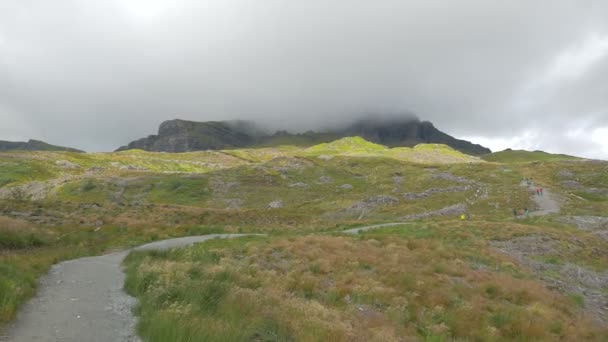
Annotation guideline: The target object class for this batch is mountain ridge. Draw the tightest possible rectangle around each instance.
[0,139,83,153]
[117,118,491,155]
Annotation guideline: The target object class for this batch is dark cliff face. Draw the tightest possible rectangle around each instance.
[0,139,83,153]
[117,120,256,152]
[117,118,491,155]
[341,119,490,155]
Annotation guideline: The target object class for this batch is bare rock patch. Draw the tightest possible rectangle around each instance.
[491,235,608,324]
[400,203,466,220]
[404,186,471,200]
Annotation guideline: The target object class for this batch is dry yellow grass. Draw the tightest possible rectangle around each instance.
[125,230,607,341]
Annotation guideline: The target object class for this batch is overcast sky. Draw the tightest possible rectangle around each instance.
[1,1,608,158]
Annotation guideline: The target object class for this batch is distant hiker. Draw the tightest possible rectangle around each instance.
[525,208,529,216]
[540,188,544,196]
[512,208,517,217]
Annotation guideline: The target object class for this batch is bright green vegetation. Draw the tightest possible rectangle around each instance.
[1,137,607,339]
[306,136,388,154]
[304,137,480,164]
[0,157,58,187]
[482,149,581,163]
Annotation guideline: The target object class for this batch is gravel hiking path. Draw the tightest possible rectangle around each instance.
[1,234,257,342]
[521,181,560,216]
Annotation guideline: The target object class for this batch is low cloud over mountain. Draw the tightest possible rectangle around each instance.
[1,1,607,158]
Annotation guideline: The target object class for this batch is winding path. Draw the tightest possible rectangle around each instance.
[3,189,553,342]
[1,234,256,342]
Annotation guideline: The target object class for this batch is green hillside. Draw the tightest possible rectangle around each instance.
[482,149,581,163]
[1,137,607,340]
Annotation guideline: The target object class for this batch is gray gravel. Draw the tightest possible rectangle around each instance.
[1,234,256,342]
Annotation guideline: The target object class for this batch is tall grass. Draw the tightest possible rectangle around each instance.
[123,231,607,341]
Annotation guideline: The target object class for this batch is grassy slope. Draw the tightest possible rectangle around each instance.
[1,138,607,340]
[482,149,581,163]
[125,222,606,341]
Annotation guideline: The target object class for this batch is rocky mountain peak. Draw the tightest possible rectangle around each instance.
[117,117,491,155]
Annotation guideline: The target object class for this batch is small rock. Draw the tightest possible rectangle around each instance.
[268,200,284,209]
[339,184,354,190]
[55,160,80,169]
[224,198,244,209]
[317,176,334,184]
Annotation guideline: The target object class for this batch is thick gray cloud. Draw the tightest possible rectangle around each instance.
[1,0,607,158]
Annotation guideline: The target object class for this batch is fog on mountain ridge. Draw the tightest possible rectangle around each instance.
[0,1,607,158]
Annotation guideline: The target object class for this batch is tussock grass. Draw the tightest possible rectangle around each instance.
[124,225,607,341]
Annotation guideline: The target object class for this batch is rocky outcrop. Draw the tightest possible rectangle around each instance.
[0,139,83,153]
[116,120,256,152]
[341,118,490,155]
[117,117,491,155]
[401,203,467,220]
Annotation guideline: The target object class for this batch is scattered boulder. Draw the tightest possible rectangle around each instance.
[367,195,399,205]
[268,200,284,209]
[560,180,608,197]
[404,186,471,200]
[224,198,244,209]
[346,195,400,215]
[561,180,581,188]
[431,172,475,184]
[86,166,105,174]
[491,235,608,324]
[558,216,608,240]
[339,184,354,190]
[491,234,557,257]
[584,187,608,196]
[210,179,239,194]
[288,182,308,188]
[317,176,334,184]
[55,160,80,169]
[557,170,575,178]
[121,165,148,171]
[268,157,314,173]
[401,203,467,220]
[110,162,148,171]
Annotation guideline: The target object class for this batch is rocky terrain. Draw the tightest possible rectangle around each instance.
[117,117,491,155]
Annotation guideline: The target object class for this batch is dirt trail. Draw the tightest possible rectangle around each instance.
[1,234,256,342]
[521,181,560,216]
